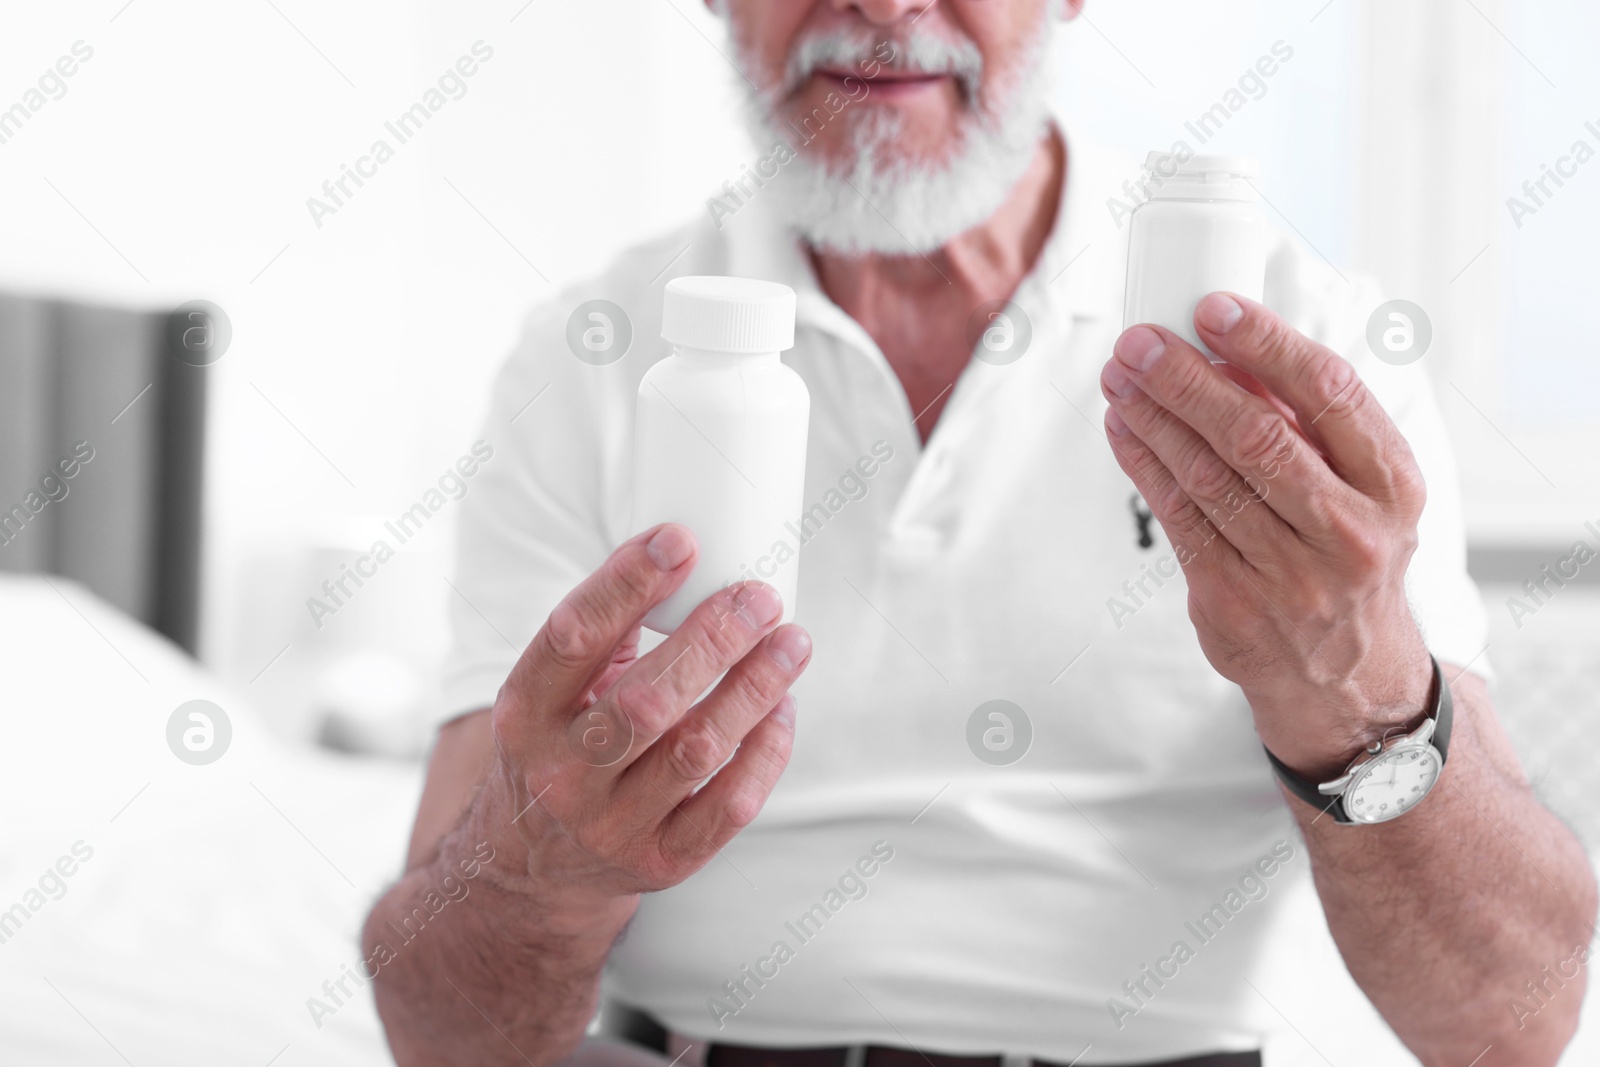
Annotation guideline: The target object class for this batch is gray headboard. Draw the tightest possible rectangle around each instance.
[0,292,206,654]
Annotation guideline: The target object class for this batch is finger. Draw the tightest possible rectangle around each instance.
[656,695,797,870]
[1218,364,1307,437]
[1108,325,1341,534]
[582,629,643,708]
[1102,354,1290,556]
[584,579,787,774]
[1218,366,1335,467]
[1103,404,1244,574]
[499,524,696,741]
[619,623,812,816]
[1192,293,1410,499]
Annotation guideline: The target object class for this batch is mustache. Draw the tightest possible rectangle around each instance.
[779,27,983,99]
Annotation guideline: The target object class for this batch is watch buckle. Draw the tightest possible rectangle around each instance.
[1409,715,1438,746]
[1317,772,1354,796]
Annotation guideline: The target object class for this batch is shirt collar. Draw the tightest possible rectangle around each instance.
[719,108,1134,348]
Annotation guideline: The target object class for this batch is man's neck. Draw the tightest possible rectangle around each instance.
[805,125,1066,445]
[808,124,1066,326]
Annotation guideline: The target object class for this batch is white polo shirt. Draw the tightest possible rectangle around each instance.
[437,127,1490,1062]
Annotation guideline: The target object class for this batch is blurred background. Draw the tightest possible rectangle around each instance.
[1,0,1596,1063]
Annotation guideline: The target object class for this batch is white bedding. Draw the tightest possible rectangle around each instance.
[1,575,1595,1065]
[0,576,421,1065]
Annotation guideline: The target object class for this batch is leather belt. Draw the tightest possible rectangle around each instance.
[608,1007,1260,1067]
[700,1047,1259,1067]
[700,1043,1260,1067]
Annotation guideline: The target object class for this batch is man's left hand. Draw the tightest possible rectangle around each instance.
[1100,292,1434,780]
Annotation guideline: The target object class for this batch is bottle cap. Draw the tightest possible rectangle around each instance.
[1142,152,1260,202]
[662,276,796,354]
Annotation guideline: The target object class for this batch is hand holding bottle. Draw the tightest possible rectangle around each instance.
[483,523,813,906]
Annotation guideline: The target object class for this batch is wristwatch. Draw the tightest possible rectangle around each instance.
[1263,655,1452,825]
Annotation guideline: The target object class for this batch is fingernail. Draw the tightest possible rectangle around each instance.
[646,525,694,571]
[1106,406,1130,436]
[772,694,797,727]
[1196,293,1244,335]
[735,582,783,629]
[766,626,811,672]
[1115,326,1165,372]
[1102,360,1137,398]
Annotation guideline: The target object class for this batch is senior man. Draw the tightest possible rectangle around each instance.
[365,1,1596,1065]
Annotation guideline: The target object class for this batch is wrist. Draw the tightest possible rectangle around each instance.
[470,852,640,943]
[1251,635,1435,781]
[465,759,641,937]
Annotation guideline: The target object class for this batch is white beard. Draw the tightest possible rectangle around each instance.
[728,17,1057,257]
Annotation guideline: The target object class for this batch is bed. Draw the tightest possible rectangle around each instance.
[0,574,420,1065]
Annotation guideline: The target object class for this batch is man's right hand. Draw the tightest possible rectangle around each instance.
[486,521,812,905]
[367,523,811,1066]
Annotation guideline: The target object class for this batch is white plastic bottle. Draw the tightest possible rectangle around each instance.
[1123,152,1267,361]
[631,276,811,634]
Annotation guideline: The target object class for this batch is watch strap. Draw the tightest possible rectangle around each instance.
[1263,655,1450,825]
[1263,744,1350,822]
[1431,656,1453,760]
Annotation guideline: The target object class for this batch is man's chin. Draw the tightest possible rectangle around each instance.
[776,110,963,176]
[801,140,955,180]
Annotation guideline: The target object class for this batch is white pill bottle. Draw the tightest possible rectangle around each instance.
[1123,152,1267,360]
[631,276,811,634]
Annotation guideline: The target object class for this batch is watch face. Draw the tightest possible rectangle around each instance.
[1345,744,1442,824]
